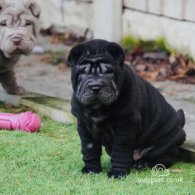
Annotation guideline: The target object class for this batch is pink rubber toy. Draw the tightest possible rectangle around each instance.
[0,111,41,132]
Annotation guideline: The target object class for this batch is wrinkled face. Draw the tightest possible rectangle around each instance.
[0,0,41,58]
[74,60,119,106]
[68,40,125,107]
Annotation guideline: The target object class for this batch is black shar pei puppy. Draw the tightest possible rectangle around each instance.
[68,39,186,178]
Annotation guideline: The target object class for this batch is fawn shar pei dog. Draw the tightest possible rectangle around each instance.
[68,39,186,178]
[0,0,41,94]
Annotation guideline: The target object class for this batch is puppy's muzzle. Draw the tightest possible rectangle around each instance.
[88,82,104,94]
[11,35,23,46]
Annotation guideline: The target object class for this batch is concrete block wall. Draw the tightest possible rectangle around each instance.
[36,0,93,30]
[123,0,195,57]
[185,0,195,21]
[123,10,195,57]
[147,0,163,15]
[93,0,122,42]
[36,0,195,57]
[124,0,195,22]
[163,0,184,19]
[124,0,147,12]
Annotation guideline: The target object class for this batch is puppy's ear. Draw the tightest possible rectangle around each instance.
[28,1,41,18]
[0,0,9,12]
[107,42,125,66]
[68,44,85,66]
[0,1,2,11]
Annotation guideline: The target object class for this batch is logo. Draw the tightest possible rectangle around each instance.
[136,164,183,184]
[151,164,170,177]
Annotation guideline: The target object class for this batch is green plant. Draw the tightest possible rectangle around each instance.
[121,35,175,53]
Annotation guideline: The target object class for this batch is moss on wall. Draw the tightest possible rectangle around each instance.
[121,35,175,53]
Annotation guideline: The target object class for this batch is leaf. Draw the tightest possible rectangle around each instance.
[137,70,159,81]
[169,169,183,173]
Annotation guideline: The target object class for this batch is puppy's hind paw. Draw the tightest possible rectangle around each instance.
[81,166,102,174]
[133,160,152,170]
[107,169,129,179]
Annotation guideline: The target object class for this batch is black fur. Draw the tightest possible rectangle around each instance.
[68,39,186,179]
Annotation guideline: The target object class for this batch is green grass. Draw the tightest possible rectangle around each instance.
[0,105,194,195]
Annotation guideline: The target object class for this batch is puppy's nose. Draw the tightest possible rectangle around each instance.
[91,86,101,93]
[12,36,22,45]
[89,84,102,94]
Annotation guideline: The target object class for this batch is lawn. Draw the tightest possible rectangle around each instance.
[0,105,194,195]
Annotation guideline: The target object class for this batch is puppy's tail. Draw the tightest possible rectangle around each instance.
[177,109,185,128]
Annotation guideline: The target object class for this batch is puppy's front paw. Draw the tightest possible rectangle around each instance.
[8,86,26,95]
[81,166,102,174]
[107,169,129,179]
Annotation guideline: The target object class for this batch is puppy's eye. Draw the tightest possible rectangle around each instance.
[79,73,85,78]
[100,63,113,74]
[78,72,87,81]
[0,21,7,26]
[25,20,33,26]
[77,68,86,79]
[79,68,86,74]
[106,67,113,74]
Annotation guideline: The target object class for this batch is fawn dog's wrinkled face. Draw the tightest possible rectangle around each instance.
[0,0,41,58]
[68,39,125,107]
